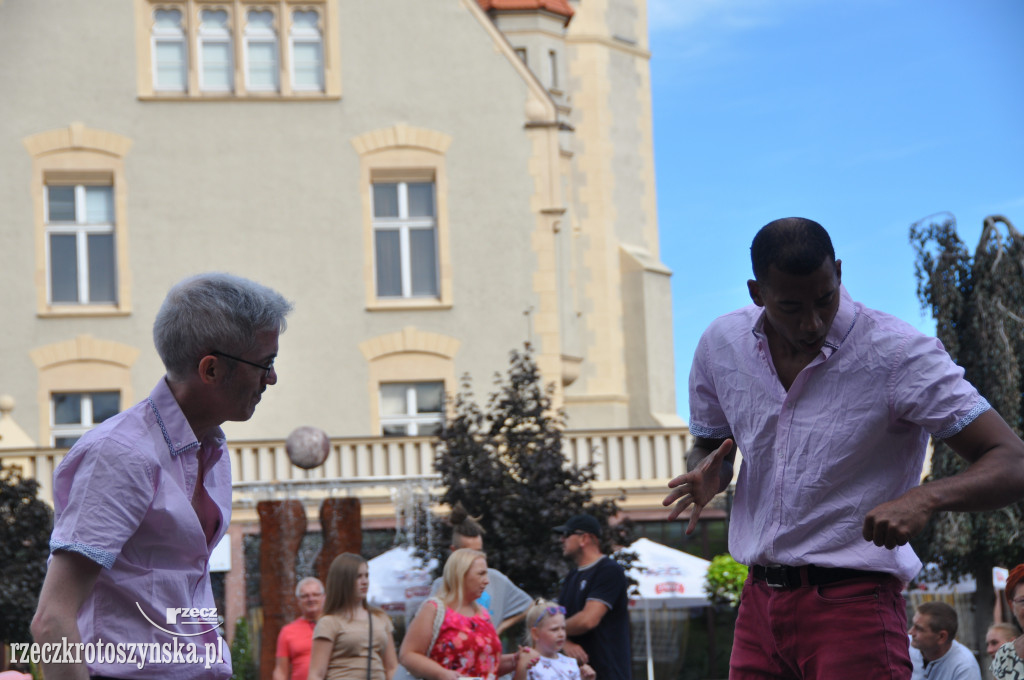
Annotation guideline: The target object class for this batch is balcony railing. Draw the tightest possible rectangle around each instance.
[0,427,693,508]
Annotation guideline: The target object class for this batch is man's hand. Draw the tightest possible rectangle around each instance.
[271,655,291,680]
[663,438,734,534]
[862,486,933,549]
[863,409,1024,549]
[562,640,588,664]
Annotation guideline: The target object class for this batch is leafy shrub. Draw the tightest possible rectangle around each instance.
[230,617,257,680]
[704,554,747,608]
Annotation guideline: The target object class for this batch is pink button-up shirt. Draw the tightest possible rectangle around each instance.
[50,378,232,679]
[689,287,989,582]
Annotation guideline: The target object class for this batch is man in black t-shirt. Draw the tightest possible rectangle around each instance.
[555,514,632,680]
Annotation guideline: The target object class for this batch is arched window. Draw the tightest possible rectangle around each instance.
[289,9,324,92]
[245,9,278,92]
[359,328,459,436]
[30,335,140,447]
[198,8,233,92]
[25,123,133,316]
[152,7,187,91]
[351,124,454,310]
[135,0,339,98]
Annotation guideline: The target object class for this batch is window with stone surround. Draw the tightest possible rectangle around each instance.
[136,0,339,99]
[51,391,121,448]
[379,382,444,437]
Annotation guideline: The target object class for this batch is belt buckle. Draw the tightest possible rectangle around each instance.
[763,565,791,589]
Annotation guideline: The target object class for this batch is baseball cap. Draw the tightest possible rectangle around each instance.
[553,514,602,537]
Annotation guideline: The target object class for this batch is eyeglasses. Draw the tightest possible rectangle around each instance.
[211,350,275,378]
[532,605,566,627]
[1012,598,1024,606]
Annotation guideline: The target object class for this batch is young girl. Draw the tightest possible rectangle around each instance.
[524,599,595,680]
[308,553,398,680]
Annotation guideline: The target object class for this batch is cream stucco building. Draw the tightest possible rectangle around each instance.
[0,0,704,633]
[1,0,679,445]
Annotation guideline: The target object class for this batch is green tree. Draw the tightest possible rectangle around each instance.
[421,345,633,599]
[909,214,1024,607]
[0,466,53,647]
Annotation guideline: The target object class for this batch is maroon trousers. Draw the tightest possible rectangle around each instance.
[730,572,912,680]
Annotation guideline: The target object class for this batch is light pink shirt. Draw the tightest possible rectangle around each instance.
[689,287,989,582]
[50,378,232,679]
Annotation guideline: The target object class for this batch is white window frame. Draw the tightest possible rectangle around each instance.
[289,9,324,92]
[379,382,444,437]
[50,391,121,447]
[244,9,279,92]
[371,180,439,299]
[151,7,188,92]
[44,184,117,305]
[198,7,234,92]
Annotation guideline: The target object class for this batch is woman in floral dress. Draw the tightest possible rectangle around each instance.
[399,549,535,680]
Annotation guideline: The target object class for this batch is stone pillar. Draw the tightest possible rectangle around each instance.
[257,500,306,680]
[223,523,246,643]
[314,498,362,582]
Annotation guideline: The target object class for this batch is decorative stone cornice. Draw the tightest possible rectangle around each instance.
[23,122,133,158]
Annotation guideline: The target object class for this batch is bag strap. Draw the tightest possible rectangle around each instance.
[426,597,445,655]
[367,609,374,680]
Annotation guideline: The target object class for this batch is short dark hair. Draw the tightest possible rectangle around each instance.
[750,217,836,282]
[917,601,958,637]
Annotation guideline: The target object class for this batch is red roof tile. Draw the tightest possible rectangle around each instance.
[477,0,574,21]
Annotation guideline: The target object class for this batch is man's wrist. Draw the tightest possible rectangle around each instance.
[908,482,941,516]
[718,461,734,491]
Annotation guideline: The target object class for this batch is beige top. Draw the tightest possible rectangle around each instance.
[313,610,394,680]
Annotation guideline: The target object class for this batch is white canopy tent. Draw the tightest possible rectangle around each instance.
[623,538,712,680]
[366,546,437,614]
[627,538,712,608]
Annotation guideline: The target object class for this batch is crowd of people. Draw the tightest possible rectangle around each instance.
[273,507,627,680]
[904,564,1024,680]
[275,528,1024,680]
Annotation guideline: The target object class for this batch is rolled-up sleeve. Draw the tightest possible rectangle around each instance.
[890,334,990,439]
[50,439,155,569]
[689,332,733,440]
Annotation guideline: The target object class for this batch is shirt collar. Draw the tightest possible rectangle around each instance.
[750,284,859,360]
[822,285,858,356]
[147,377,202,457]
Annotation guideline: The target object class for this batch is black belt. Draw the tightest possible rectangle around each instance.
[752,564,881,589]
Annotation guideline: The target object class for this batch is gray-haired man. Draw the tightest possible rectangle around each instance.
[273,577,326,680]
[32,273,292,680]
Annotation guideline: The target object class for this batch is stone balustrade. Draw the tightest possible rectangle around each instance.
[0,427,693,510]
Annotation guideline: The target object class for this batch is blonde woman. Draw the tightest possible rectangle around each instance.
[308,554,398,680]
[399,549,536,680]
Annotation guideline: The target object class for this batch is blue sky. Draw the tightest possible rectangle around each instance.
[648,0,1024,420]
